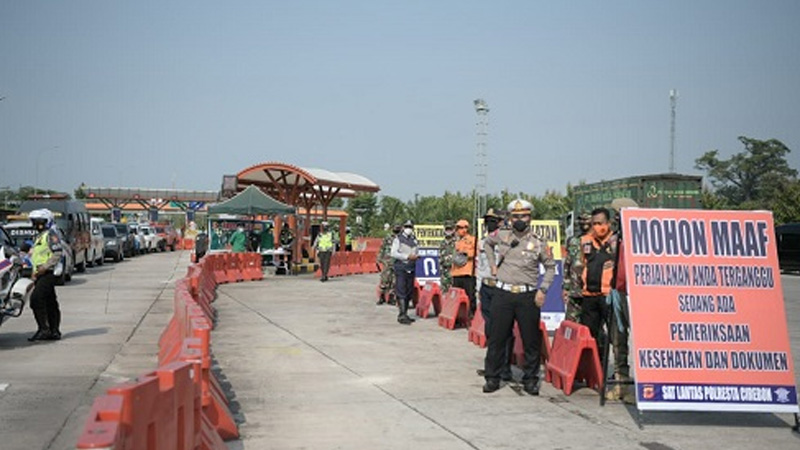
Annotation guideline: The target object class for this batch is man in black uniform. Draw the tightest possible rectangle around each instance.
[482,199,556,395]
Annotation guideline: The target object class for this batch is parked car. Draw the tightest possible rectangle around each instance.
[137,224,158,253]
[88,218,105,267]
[112,223,136,258]
[154,223,179,251]
[101,224,124,262]
[3,221,75,284]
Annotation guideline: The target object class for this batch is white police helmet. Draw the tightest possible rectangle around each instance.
[29,209,55,228]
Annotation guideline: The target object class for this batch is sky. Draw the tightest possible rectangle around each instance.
[1,1,799,202]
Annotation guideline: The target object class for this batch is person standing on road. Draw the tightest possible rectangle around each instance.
[377,224,401,304]
[391,220,419,325]
[476,208,513,381]
[482,199,556,395]
[229,223,248,253]
[452,219,477,316]
[438,221,456,293]
[562,213,591,321]
[579,207,618,343]
[313,221,335,282]
[28,209,64,341]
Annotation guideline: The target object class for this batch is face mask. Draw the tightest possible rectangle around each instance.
[486,220,499,233]
[512,220,528,232]
[593,223,610,238]
[403,228,413,236]
[237,227,244,232]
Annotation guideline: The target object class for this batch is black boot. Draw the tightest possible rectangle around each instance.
[47,308,61,340]
[28,309,51,341]
[397,299,412,325]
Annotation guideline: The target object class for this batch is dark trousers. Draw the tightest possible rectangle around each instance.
[318,251,332,279]
[480,283,512,379]
[485,289,541,383]
[580,295,607,342]
[453,275,476,314]
[395,267,416,314]
[30,272,60,333]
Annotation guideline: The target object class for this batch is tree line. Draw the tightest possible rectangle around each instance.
[346,136,800,237]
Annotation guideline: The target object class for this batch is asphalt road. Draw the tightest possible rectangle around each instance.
[0,252,798,450]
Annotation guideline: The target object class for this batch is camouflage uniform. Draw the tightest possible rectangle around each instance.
[562,214,590,321]
[438,232,456,292]
[378,232,396,292]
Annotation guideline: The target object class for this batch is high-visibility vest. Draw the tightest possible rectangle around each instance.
[580,233,617,296]
[32,231,53,272]
[317,232,334,251]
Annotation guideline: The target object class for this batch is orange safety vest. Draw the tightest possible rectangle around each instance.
[580,233,617,297]
[451,234,476,277]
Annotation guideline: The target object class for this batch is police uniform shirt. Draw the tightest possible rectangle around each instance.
[483,228,556,291]
[32,228,64,272]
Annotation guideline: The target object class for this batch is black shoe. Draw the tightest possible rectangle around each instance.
[28,330,51,342]
[397,315,412,325]
[523,381,540,396]
[501,372,513,382]
[483,381,501,393]
[376,299,386,305]
[47,330,62,341]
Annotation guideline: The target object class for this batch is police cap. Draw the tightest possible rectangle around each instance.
[507,199,533,214]
[444,220,455,230]
[403,220,414,227]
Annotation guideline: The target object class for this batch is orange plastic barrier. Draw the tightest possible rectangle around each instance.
[212,254,227,284]
[437,287,470,330]
[545,320,603,395]
[225,253,243,283]
[467,307,487,347]
[328,252,344,278]
[347,252,361,275]
[360,251,377,274]
[76,395,124,449]
[510,320,551,367]
[240,253,263,281]
[415,282,442,319]
[183,237,195,250]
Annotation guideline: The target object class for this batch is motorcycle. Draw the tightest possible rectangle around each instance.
[0,246,34,327]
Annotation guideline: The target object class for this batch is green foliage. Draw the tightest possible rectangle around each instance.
[695,136,799,224]
[345,193,378,237]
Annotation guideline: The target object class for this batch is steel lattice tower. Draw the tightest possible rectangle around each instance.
[669,89,678,173]
[474,99,489,227]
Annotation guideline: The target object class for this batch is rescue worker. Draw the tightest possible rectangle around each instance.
[438,221,456,293]
[482,199,556,395]
[313,221,335,282]
[229,223,248,253]
[451,219,477,316]
[562,213,591,321]
[377,224,401,305]
[28,209,64,341]
[391,220,419,325]
[579,207,618,343]
[477,208,513,381]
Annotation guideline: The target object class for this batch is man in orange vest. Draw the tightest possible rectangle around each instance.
[579,207,618,342]
[451,219,477,316]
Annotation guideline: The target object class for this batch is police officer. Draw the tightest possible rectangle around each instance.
[438,221,456,293]
[477,208,513,381]
[377,223,401,304]
[28,209,64,341]
[391,220,419,325]
[313,221,335,282]
[562,213,591,321]
[482,199,556,395]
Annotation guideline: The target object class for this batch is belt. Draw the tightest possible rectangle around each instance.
[495,280,536,293]
[482,278,497,287]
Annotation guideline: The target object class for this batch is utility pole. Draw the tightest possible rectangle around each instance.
[474,99,489,228]
[669,89,678,173]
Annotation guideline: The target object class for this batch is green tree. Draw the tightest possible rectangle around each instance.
[376,195,406,231]
[695,137,797,209]
[346,193,378,237]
